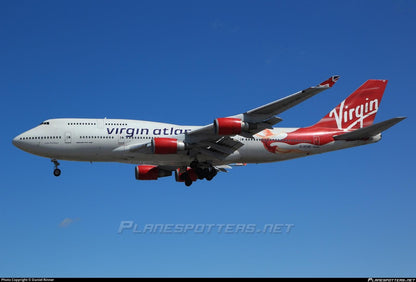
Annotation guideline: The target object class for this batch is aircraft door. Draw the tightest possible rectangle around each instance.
[65,132,72,144]
[97,119,104,129]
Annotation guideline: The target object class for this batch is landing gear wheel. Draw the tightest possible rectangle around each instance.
[201,168,210,179]
[206,168,217,181]
[53,168,61,177]
[51,159,61,177]
[184,176,193,187]
[195,167,205,180]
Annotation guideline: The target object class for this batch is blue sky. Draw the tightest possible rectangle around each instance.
[1,0,415,277]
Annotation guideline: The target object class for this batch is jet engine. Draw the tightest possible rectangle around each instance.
[135,165,172,180]
[214,118,250,135]
[152,137,186,154]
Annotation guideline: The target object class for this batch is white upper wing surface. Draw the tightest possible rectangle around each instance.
[186,75,340,144]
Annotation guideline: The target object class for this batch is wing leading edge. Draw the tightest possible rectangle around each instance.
[242,75,340,120]
[186,75,340,143]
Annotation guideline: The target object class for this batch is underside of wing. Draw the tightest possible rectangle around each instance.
[193,136,244,160]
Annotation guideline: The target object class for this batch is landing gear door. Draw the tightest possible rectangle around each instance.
[65,131,72,144]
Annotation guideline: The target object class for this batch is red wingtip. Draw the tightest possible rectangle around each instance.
[319,75,340,88]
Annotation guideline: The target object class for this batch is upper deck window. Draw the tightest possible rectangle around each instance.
[39,121,50,125]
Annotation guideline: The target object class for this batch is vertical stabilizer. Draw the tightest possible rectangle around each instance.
[312,80,388,130]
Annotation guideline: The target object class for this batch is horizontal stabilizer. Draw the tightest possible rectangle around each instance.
[333,117,406,141]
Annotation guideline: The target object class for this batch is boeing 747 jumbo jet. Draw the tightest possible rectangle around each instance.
[13,76,405,186]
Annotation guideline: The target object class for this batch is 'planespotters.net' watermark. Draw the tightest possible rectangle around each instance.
[117,221,295,235]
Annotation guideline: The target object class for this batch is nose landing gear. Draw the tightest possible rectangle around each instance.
[51,159,61,177]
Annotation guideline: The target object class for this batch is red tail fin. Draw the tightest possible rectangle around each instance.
[312,79,388,130]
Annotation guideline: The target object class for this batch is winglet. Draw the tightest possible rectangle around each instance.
[318,75,340,88]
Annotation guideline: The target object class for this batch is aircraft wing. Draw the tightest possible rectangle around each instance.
[333,117,406,141]
[118,76,340,160]
[113,142,152,153]
[185,75,340,159]
[243,75,340,120]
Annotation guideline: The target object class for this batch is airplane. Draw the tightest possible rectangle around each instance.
[12,76,405,186]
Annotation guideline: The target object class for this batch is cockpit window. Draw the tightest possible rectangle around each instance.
[39,121,50,125]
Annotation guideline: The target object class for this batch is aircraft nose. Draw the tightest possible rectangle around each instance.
[12,135,24,149]
[12,135,19,147]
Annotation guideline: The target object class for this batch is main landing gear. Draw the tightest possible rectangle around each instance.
[190,160,217,181]
[184,174,193,187]
[51,159,61,177]
[178,161,217,187]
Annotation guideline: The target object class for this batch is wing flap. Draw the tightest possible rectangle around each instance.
[192,136,243,159]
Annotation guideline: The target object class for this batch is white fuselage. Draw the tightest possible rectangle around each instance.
[12,118,380,168]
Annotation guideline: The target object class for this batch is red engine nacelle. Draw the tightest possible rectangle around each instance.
[152,138,186,154]
[135,165,172,180]
[175,167,198,182]
[214,118,249,135]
